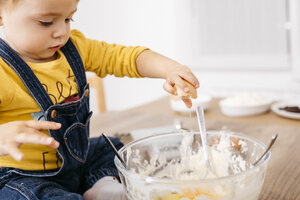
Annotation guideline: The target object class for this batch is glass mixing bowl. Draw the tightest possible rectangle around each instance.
[115,130,271,200]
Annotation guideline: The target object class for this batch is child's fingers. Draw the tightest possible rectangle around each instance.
[182,98,192,109]
[6,144,24,161]
[15,128,60,149]
[163,81,177,95]
[171,77,197,96]
[168,76,189,92]
[25,120,61,130]
[178,70,200,88]
[46,137,60,149]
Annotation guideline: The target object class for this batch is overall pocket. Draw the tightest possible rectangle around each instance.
[63,112,92,163]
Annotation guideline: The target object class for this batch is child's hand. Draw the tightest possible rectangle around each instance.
[0,120,61,161]
[163,65,200,108]
[135,50,199,108]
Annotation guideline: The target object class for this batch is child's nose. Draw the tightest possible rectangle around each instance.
[52,23,68,39]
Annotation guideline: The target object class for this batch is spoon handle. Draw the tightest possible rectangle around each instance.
[196,106,211,169]
[102,133,127,168]
[253,134,278,166]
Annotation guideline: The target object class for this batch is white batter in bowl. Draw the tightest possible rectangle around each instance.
[115,130,271,200]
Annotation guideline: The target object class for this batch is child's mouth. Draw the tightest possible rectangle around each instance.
[49,45,61,51]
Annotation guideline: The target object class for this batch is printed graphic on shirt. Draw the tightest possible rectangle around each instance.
[42,151,63,170]
[64,94,80,103]
[42,69,78,104]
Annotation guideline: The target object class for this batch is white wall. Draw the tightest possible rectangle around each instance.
[73,0,300,112]
[1,0,300,113]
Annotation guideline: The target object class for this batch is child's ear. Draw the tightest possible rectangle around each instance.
[0,13,2,26]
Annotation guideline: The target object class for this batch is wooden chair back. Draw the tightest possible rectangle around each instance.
[87,74,106,113]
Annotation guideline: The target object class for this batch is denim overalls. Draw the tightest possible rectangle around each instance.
[0,39,123,200]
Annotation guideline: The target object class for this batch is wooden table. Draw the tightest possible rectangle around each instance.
[90,97,300,200]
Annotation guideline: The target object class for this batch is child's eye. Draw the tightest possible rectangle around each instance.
[39,21,53,26]
[65,18,74,23]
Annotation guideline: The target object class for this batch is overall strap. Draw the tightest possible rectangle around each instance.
[0,38,53,112]
[61,39,87,97]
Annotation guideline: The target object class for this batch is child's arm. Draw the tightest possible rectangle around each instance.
[0,120,61,161]
[136,50,200,108]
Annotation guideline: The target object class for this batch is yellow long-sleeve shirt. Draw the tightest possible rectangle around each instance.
[0,30,147,170]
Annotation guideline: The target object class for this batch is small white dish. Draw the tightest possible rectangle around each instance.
[219,94,272,117]
[170,94,212,113]
[271,101,300,120]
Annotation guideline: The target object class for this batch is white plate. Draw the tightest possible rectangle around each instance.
[218,93,272,117]
[271,101,300,120]
[170,94,212,113]
[219,100,272,117]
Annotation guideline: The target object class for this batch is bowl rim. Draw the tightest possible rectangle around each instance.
[219,99,273,108]
[115,130,271,184]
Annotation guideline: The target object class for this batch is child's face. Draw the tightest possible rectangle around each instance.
[0,0,78,63]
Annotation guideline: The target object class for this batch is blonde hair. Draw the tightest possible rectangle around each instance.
[0,0,18,7]
[0,0,21,12]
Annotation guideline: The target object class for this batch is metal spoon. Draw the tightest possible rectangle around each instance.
[102,133,127,169]
[253,134,278,166]
[196,106,212,175]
